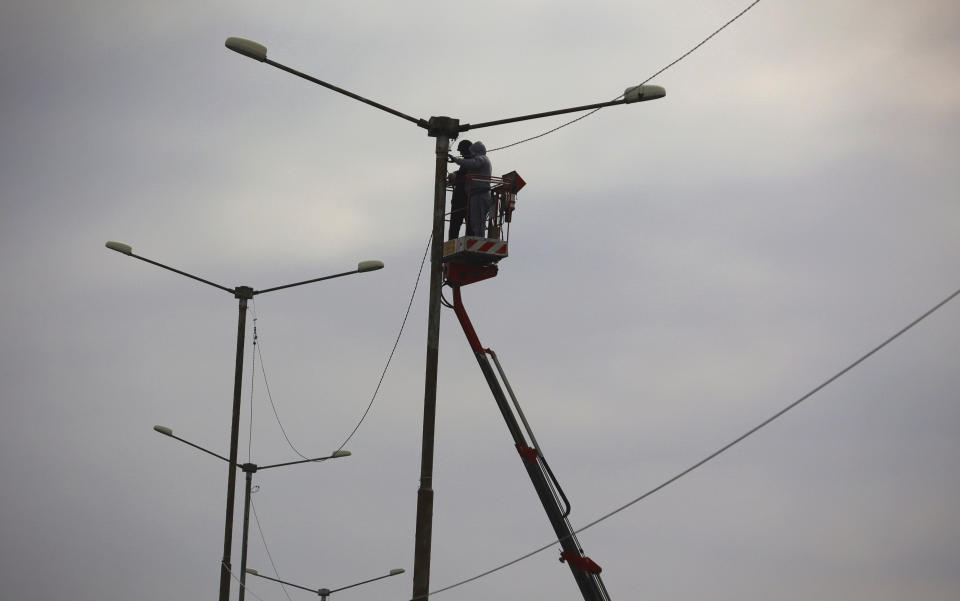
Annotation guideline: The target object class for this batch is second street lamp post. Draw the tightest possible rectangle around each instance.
[223,37,665,600]
[107,241,382,601]
[153,425,352,601]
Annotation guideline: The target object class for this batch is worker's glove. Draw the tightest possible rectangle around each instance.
[447,153,457,163]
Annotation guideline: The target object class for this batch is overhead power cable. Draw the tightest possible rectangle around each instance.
[418,283,960,599]
[248,234,431,459]
[487,0,764,153]
[250,299,310,460]
[333,233,432,453]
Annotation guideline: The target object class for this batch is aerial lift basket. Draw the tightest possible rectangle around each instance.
[442,170,525,265]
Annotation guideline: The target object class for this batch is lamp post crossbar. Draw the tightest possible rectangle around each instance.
[245,567,406,599]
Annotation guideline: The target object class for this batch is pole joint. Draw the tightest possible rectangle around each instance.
[425,116,461,139]
[234,285,254,300]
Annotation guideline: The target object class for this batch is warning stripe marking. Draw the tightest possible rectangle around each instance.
[465,239,507,255]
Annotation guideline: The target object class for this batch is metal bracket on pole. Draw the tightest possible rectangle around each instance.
[424,116,461,139]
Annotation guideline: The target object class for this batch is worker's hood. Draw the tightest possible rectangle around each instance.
[469,141,487,156]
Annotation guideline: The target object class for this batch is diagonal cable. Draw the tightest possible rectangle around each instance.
[488,0,763,153]
[251,499,296,601]
[420,283,960,599]
[222,562,268,601]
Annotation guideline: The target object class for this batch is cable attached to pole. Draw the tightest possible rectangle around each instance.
[488,0,764,153]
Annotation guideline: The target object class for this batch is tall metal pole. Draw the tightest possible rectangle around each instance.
[412,133,451,600]
[219,287,252,601]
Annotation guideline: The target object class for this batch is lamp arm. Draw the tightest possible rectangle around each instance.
[254,269,359,296]
[129,253,233,295]
[264,58,422,127]
[258,454,340,471]
[168,434,232,464]
[247,571,317,594]
[461,98,626,131]
[329,572,397,594]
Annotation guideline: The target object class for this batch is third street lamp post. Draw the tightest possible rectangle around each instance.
[152,425,352,601]
[223,37,665,600]
[106,241,382,601]
[245,567,405,601]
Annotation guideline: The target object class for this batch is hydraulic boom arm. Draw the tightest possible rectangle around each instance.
[447,265,611,601]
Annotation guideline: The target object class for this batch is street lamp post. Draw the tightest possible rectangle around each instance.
[245,566,405,601]
[107,241,382,601]
[152,425,352,601]
[223,37,665,599]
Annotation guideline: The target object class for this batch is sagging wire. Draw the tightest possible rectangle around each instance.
[332,232,432,453]
[247,232,432,459]
[251,296,310,460]
[440,282,455,309]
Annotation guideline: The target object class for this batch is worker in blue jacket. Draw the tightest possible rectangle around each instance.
[448,141,491,237]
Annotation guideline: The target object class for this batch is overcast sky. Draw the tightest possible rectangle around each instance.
[1,1,958,600]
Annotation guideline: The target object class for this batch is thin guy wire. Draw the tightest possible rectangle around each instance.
[248,309,258,463]
[420,284,960,599]
[255,325,310,460]
[222,562,268,601]
[251,498,296,601]
[487,0,763,153]
[333,232,432,453]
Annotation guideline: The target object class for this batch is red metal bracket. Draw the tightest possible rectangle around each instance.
[516,443,539,464]
[560,551,603,575]
[444,262,498,287]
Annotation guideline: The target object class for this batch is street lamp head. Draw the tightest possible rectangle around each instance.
[389,569,405,576]
[623,84,666,104]
[153,425,174,436]
[105,241,133,255]
[226,37,267,62]
[357,260,384,273]
[245,568,259,576]
[332,449,352,458]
